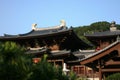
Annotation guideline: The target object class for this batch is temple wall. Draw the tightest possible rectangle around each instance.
[100,41,110,49]
[49,44,60,51]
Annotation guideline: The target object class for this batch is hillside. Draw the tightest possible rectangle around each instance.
[73,21,120,44]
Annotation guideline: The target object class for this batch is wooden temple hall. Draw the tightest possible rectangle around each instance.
[0,20,120,80]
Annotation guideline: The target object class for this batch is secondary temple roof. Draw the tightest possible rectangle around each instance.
[85,21,120,38]
[80,39,120,63]
[67,39,120,65]
[85,30,120,38]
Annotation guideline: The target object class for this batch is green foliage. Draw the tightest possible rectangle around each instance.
[74,21,120,42]
[73,21,115,45]
[74,21,111,38]
[77,77,87,80]
[69,71,77,80]
[106,73,120,80]
[29,54,69,80]
[0,42,31,80]
[90,21,110,32]
[0,42,76,80]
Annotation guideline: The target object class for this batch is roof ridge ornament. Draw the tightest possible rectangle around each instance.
[60,20,66,27]
[116,35,120,42]
[32,23,37,30]
[31,20,66,31]
[110,21,117,31]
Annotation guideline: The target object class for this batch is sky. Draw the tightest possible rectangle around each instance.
[0,0,120,36]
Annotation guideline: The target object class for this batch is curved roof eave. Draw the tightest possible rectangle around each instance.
[80,40,120,65]
[0,28,73,40]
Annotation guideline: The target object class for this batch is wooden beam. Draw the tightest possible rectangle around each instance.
[48,59,63,62]
[80,43,120,65]
[102,69,120,72]
[105,61,120,65]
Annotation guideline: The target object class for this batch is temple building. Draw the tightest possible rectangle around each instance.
[0,20,90,76]
[79,21,120,80]
[65,21,120,80]
[1,20,120,80]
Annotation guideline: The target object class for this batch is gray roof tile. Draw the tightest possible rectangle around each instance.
[85,30,120,37]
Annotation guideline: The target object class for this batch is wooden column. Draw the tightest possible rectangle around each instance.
[99,66,102,80]
[54,60,56,66]
[84,66,87,77]
[98,60,102,80]
[103,73,106,80]
[92,69,94,80]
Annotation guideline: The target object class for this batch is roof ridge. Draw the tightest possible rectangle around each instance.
[32,20,67,31]
[80,40,119,61]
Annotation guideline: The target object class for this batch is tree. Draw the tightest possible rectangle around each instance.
[90,21,110,32]
[29,54,69,80]
[106,73,120,80]
[73,21,112,45]
[0,42,77,80]
[0,42,31,80]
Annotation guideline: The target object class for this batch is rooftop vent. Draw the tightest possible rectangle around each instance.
[110,21,117,31]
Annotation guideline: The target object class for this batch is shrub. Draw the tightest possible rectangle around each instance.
[28,54,69,80]
[106,73,120,80]
[0,42,31,80]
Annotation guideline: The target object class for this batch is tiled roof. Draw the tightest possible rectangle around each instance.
[50,50,70,56]
[67,40,120,64]
[80,40,120,61]
[66,50,94,64]
[2,26,68,38]
[85,30,120,37]
[25,47,48,54]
